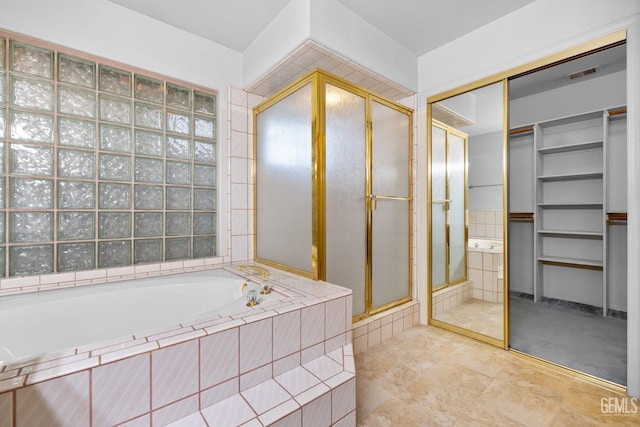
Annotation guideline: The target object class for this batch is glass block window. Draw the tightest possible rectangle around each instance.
[0,34,217,276]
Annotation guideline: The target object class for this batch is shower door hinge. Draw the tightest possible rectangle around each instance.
[368,194,377,210]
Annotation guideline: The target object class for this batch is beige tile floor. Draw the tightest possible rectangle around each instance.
[433,299,504,340]
[355,325,640,426]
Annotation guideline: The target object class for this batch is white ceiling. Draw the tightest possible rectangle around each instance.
[108,0,535,56]
[107,0,536,98]
[335,0,535,56]
[108,0,293,53]
[105,0,623,103]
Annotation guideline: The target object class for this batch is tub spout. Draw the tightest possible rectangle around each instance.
[237,265,270,278]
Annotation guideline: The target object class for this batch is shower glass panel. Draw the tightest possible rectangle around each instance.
[256,83,313,273]
[371,100,411,309]
[448,133,466,283]
[254,70,412,320]
[325,84,367,315]
[431,125,447,289]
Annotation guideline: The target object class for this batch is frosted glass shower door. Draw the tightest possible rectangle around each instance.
[448,133,466,283]
[430,122,467,289]
[255,84,313,274]
[371,100,411,309]
[325,84,367,315]
[431,125,448,289]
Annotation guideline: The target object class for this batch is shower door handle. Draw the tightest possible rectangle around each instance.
[368,194,411,210]
[432,198,451,209]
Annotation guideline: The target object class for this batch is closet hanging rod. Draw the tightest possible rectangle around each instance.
[607,212,627,224]
[509,126,534,135]
[609,108,627,116]
[509,212,534,223]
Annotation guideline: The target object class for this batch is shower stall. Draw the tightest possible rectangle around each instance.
[253,70,413,319]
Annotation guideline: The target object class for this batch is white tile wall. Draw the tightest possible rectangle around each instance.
[227,87,262,264]
[239,318,273,374]
[151,340,199,409]
[0,392,11,427]
[200,328,239,389]
[16,371,90,427]
[245,40,413,101]
[273,310,301,359]
[469,211,504,239]
[301,303,326,349]
[467,249,503,303]
[152,395,200,426]
[92,354,150,427]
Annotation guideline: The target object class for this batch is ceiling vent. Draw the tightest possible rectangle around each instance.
[565,66,600,80]
[432,103,475,129]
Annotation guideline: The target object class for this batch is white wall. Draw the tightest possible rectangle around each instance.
[243,0,418,92]
[468,131,504,211]
[0,0,242,90]
[308,0,417,92]
[0,0,245,257]
[510,69,627,127]
[242,0,310,86]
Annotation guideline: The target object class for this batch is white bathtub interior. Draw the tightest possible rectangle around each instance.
[0,268,276,365]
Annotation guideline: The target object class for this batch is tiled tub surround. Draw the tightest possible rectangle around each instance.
[0,264,355,426]
[467,239,504,303]
[0,269,257,363]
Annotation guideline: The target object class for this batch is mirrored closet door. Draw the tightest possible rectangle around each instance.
[508,40,628,385]
[428,81,507,346]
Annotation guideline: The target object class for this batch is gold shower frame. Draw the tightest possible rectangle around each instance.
[253,69,414,321]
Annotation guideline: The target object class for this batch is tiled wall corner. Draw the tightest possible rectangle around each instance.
[228,86,264,263]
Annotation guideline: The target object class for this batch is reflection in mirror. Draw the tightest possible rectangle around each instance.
[430,81,505,342]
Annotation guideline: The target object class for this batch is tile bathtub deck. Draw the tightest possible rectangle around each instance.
[355,325,640,426]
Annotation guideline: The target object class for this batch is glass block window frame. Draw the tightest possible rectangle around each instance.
[0,33,217,276]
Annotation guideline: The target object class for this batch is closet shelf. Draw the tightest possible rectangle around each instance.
[537,172,603,181]
[537,140,603,154]
[537,202,603,209]
[537,230,603,238]
[537,110,603,128]
[537,256,603,269]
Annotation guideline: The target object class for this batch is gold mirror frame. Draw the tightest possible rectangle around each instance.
[426,30,627,350]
